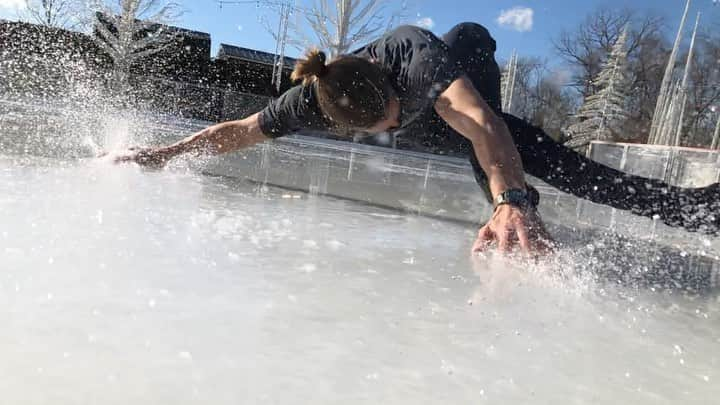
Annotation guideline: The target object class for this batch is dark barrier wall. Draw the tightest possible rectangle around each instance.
[0,20,110,98]
[0,19,293,121]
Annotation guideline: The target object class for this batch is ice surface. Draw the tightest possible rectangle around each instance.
[0,156,718,404]
[1,98,719,403]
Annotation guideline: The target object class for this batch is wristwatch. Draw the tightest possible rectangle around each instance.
[493,185,540,210]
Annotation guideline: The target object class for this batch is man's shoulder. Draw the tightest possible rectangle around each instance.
[350,25,442,55]
[385,25,445,46]
[277,82,318,106]
[389,24,435,37]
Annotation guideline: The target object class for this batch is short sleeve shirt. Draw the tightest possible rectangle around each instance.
[259,25,462,138]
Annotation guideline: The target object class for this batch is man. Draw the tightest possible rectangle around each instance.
[112,23,720,254]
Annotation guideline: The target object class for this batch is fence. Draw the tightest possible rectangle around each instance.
[557,141,720,243]
[587,141,720,188]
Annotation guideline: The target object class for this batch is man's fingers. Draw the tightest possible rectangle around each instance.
[478,226,495,243]
[497,226,514,253]
[473,207,555,257]
[113,155,134,164]
[515,223,532,254]
[472,226,495,252]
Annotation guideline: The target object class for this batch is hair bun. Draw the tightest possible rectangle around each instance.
[291,49,327,84]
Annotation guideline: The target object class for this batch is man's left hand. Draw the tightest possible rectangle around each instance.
[472,204,554,255]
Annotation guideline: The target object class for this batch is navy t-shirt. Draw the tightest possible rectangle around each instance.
[259,25,463,138]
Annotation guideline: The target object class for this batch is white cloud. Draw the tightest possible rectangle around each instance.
[496,7,534,32]
[415,17,434,29]
[0,0,25,10]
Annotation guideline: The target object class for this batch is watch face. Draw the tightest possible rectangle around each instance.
[507,189,526,201]
[495,189,531,207]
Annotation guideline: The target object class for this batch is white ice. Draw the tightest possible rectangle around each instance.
[0,156,717,404]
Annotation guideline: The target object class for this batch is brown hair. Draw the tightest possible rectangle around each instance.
[291,49,392,129]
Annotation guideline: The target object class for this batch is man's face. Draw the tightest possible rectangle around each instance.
[363,95,401,133]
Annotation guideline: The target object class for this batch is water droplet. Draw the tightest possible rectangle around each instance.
[325,240,345,250]
[673,344,683,356]
[300,263,317,273]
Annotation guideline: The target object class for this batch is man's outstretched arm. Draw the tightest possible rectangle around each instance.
[113,112,269,166]
[502,113,720,235]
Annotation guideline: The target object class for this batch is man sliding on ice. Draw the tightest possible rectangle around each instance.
[112,23,720,254]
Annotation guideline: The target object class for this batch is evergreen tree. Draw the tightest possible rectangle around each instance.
[565,26,630,150]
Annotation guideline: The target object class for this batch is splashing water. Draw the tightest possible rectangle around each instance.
[0,152,717,404]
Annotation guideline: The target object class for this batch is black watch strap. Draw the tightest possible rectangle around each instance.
[494,185,540,210]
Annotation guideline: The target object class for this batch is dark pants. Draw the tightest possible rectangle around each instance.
[435,22,720,235]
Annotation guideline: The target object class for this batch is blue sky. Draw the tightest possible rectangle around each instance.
[2,0,719,64]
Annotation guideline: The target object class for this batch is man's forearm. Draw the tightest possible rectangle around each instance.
[435,76,527,198]
[156,113,268,159]
[469,116,526,197]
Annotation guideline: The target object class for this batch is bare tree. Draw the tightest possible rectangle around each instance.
[302,0,404,58]
[22,0,87,29]
[531,76,577,140]
[553,7,664,99]
[503,56,546,119]
[684,29,720,147]
[91,0,181,89]
[621,30,668,142]
[501,56,575,140]
[259,0,406,59]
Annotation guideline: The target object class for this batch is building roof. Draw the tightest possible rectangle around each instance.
[161,25,211,40]
[92,12,211,41]
[217,44,296,69]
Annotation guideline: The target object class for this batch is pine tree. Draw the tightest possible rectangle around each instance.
[565,26,630,150]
